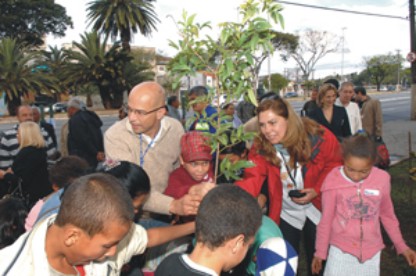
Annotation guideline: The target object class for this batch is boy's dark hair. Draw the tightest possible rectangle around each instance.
[354,86,367,95]
[0,198,28,249]
[323,78,340,90]
[195,185,262,249]
[219,131,247,156]
[188,86,208,97]
[49,156,90,189]
[55,173,134,236]
[221,102,233,110]
[342,134,377,162]
[99,161,151,199]
[167,95,178,106]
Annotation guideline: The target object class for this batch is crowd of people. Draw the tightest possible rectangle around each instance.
[0,79,415,276]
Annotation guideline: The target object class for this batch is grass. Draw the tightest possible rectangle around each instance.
[380,159,416,276]
[297,160,416,275]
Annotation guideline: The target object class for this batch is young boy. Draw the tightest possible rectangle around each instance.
[0,173,194,275]
[164,131,214,199]
[155,185,263,276]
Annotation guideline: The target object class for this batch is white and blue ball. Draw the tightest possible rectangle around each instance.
[255,237,298,276]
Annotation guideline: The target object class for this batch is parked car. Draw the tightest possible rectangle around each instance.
[387,85,396,91]
[379,86,388,92]
[284,92,298,98]
[52,102,68,113]
[33,101,68,113]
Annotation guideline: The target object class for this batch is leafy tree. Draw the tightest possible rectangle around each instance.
[169,0,284,180]
[403,67,411,88]
[272,31,299,61]
[364,53,398,91]
[0,0,73,48]
[0,38,59,115]
[265,73,289,92]
[86,0,159,51]
[250,31,298,90]
[291,29,340,82]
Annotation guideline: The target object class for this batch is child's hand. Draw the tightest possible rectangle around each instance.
[257,194,267,208]
[188,182,216,199]
[170,194,202,216]
[311,256,323,274]
[402,248,416,268]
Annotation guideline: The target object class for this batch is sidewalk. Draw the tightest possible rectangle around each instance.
[0,109,119,124]
[383,119,416,165]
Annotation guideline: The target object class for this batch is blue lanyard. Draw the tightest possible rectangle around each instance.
[139,134,155,167]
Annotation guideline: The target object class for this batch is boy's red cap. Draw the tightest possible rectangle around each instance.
[181,131,212,162]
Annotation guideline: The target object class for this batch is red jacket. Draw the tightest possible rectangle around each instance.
[236,128,342,225]
[164,165,214,199]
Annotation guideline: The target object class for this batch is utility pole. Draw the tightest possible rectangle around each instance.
[267,13,272,92]
[410,0,416,120]
[341,27,347,80]
[396,49,401,92]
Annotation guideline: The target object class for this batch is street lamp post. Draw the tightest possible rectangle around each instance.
[396,49,401,92]
[410,0,416,120]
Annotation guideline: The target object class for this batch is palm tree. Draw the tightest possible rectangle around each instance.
[40,46,69,101]
[64,32,153,108]
[86,0,159,51]
[0,38,58,115]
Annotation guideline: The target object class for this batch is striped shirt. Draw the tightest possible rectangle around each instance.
[0,125,57,170]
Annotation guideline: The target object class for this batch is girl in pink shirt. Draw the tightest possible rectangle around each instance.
[312,135,416,275]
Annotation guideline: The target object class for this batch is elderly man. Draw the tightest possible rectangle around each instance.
[105,82,211,227]
[67,98,105,169]
[0,105,57,171]
[335,82,362,135]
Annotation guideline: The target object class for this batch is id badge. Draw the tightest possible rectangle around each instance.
[364,189,380,196]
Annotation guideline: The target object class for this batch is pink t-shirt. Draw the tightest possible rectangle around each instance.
[25,199,45,231]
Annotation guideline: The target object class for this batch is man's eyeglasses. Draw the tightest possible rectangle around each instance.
[127,105,166,117]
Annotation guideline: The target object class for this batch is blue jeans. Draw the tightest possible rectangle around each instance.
[138,218,169,230]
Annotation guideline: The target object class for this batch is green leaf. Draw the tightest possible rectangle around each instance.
[247,88,258,107]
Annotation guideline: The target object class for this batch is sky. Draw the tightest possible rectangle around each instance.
[50,0,411,79]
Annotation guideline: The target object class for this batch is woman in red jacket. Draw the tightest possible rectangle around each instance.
[236,94,342,275]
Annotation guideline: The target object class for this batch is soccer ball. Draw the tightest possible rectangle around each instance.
[255,237,298,276]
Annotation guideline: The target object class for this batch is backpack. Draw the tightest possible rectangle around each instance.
[375,138,390,170]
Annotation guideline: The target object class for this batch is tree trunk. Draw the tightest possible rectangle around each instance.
[6,95,22,116]
[111,87,124,109]
[98,85,112,109]
[121,30,131,52]
[86,94,93,107]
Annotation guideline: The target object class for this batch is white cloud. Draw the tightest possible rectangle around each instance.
[50,0,410,79]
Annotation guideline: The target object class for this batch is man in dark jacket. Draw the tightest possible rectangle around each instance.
[67,98,105,169]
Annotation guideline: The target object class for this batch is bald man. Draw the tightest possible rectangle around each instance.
[104,82,204,225]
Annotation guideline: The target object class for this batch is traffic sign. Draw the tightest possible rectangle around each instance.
[407,52,416,63]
